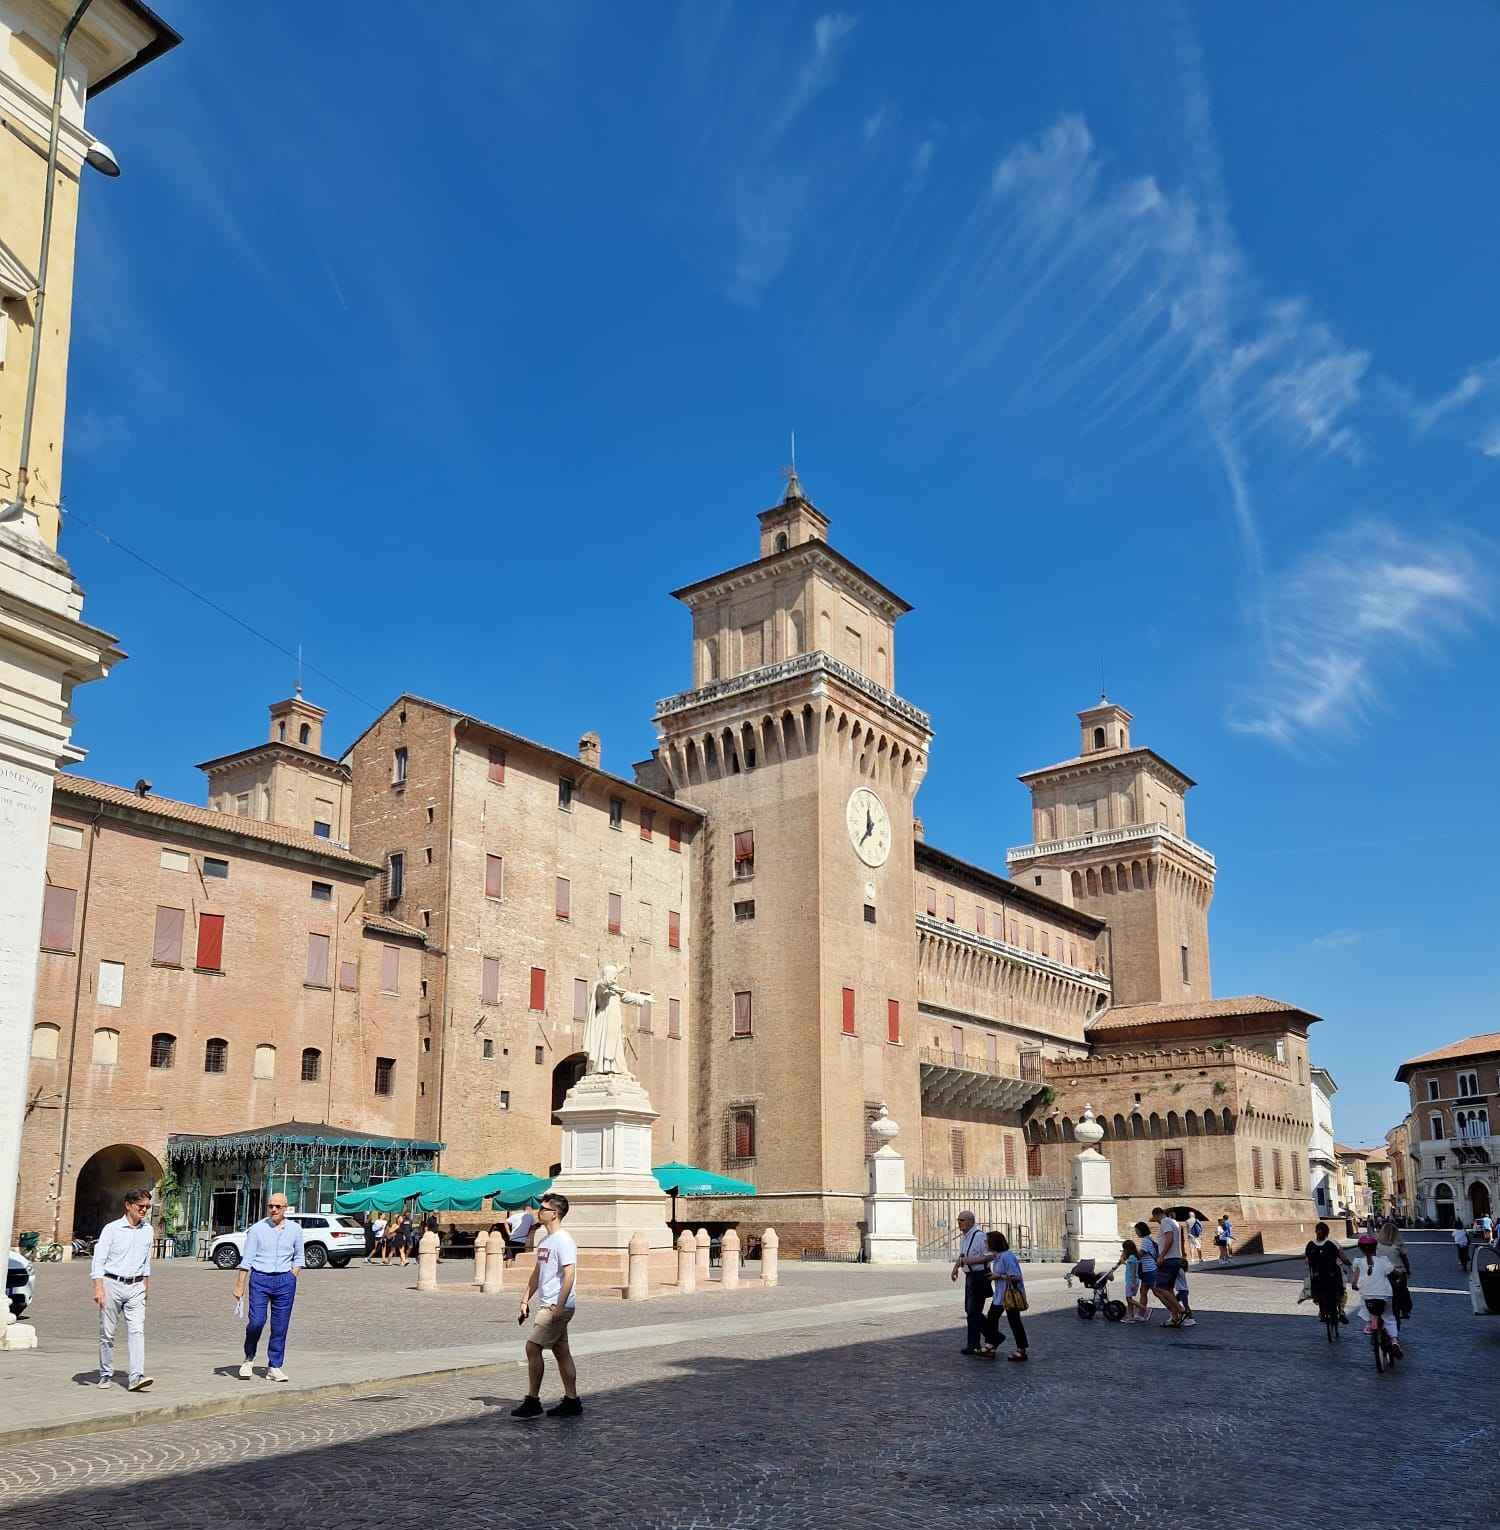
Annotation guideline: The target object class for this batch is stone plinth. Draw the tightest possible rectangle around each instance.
[1065,1105,1121,1264]
[862,1106,918,1263]
[545,1071,672,1266]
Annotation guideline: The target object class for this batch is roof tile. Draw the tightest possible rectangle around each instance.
[1088,995,1313,1033]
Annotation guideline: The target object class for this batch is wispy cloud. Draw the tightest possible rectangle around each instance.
[68,409,132,455]
[1308,930,1365,949]
[1414,368,1487,432]
[862,105,887,144]
[1479,421,1500,458]
[1231,521,1489,747]
[907,137,936,193]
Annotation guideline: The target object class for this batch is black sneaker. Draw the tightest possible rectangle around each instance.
[510,1396,543,1419]
[546,1396,583,1418]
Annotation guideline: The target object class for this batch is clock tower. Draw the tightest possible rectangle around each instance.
[652,474,931,1255]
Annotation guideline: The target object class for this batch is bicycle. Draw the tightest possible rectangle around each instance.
[1366,1298,1398,1374]
[32,1241,66,1262]
[1317,1290,1341,1344]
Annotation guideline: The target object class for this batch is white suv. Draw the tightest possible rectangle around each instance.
[7,1250,35,1318]
[209,1214,364,1270]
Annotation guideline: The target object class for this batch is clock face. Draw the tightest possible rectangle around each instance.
[846,787,892,868]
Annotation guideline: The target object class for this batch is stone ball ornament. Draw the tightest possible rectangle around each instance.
[1074,1104,1105,1147]
[869,1104,901,1146]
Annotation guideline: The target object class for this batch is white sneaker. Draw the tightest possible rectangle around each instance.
[238,1360,254,1380]
[1179,1317,1197,1327]
[96,1374,113,1388]
[266,1366,289,1383]
[127,1375,153,1392]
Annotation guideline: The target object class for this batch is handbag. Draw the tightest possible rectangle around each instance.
[1002,1282,1028,1313]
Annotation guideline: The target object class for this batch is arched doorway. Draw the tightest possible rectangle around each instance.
[1470,1181,1492,1223]
[550,1052,587,1124]
[1433,1182,1456,1228]
[73,1144,163,1239]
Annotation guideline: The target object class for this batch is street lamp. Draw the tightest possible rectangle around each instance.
[1,0,122,526]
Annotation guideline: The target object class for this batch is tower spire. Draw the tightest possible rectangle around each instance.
[783,431,804,503]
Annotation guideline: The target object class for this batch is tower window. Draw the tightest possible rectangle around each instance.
[775,532,789,552]
[558,778,575,811]
[299,723,311,745]
[1180,944,1190,983]
[392,747,408,786]
[1092,727,1105,750]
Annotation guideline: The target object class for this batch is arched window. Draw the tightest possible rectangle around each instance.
[774,531,789,553]
[204,1037,228,1073]
[150,1032,176,1069]
[277,721,286,741]
[30,1023,60,1059]
[253,1043,276,1079]
[298,723,311,744]
[92,1027,119,1065]
[1092,727,1105,750]
[301,1047,322,1083]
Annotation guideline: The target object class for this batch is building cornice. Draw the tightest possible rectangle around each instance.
[654,648,931,736]
[916,840,1105,932]
[195,741,351,782]
[1018,746,1195,793]
[1006,820,1216,875]
[915,913,1111,995]
[669,541,912,622]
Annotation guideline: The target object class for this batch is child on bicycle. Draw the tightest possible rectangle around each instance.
[1349,1232,1403,1359]
[1305,1221,1351,1324]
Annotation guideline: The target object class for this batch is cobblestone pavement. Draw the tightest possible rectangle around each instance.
[1,1235,1493,1529]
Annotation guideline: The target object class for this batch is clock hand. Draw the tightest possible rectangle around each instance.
[861,813,874,843]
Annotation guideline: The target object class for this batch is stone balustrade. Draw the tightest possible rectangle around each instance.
[1006,820,1217,872]
[1043,1043,1296,1082]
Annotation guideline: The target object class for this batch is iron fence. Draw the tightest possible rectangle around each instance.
[912,1174,1068,1262]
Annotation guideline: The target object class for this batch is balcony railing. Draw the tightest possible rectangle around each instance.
[918,1046,1047,1114]
[1006,821,1216,872]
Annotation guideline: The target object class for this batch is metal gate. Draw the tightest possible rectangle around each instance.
[912,1175,1068,1262]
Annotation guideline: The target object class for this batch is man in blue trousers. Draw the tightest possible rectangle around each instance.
[232,1193,304,1382]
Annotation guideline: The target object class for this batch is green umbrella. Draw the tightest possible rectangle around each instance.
[418,1169,552,1213]
[652,1162,755,1226]
[334,1171,454,1215]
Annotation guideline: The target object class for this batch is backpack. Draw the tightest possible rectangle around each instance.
[1189,1219,1202,1239]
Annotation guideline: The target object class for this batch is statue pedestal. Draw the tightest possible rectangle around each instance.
[1065,1107,1120,1264]
[547,1072,672,1277]
[863,1145,919,1263]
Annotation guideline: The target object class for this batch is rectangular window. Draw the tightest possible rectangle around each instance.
[311,880,333,902]
[1291,1156,1301,1192]
[731,1106,756,1161]
[608,892,622,935]
[158,847,189,872]
[668,910,681,950]
[40,885,77,951]
[555,876,571,920]
[1040,931,1050,958]
[1427,1079,1439,1101]
[841,986,856,1036]
[488,746,506,784]
[1273,1150,1284,1190]
[482,1038,494,1059]
[864,903,877,925]
[640,808,655,842]
[925,887,937,916]
[313,820,331,839]
[733,990,752,1037]
[574,977,589,1021]
[558,777,574,811]
[1027,1142,1042,1178]
[986,1032,998,1064]
[638,899,652,940]
[374,1057,395,1096]
[1003,1135,1016,1177]
[97,960,124,1008]
[1024,925,1034,952]
[1163,1148,1186,1189]
[481,956,500,1005]
[950,1129,966,1177]
[392,747,408,786]
[944,893,956,924]
[669,997,682,1038]
[733,830,755,878]
[386,852,404,902]
[535,1045,545,1065]
[1430,1113,1444,1141]
[1180,944,1190,983]
[499,1090,511,1110]
[381,945,400,994]
[951,1025,963,1058]
[529,966,546,1012]
[338,960,357,992]
[734,899,755,921]
[975,906,984,935]
[639,999,653,1034]
[203,856,229,879]
[50,822,84,850]
[669,819,682,853]
[195,912,225,972]
[305,932,331,987]
[485,853,503,900]
[1251,1147,1263,1190]
[153,899,185,960]
[887,999,900,1045]
[609,797,624,830]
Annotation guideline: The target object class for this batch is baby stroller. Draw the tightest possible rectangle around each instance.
[1066,1257,1127,1321]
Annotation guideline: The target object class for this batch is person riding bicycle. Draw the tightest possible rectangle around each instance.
[1304,1221,1351,1324]
[1349,1232,1403,1360]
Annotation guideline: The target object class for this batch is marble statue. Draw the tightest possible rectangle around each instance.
[582,963,653,1076]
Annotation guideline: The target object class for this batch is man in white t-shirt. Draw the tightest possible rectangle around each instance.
[513,1193,580,1419]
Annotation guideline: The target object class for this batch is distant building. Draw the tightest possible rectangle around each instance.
[1394,1031,1498,1227]
[1309,1067,1339,1216]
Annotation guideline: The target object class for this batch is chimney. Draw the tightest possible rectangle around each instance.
[912,817,924,843]
[578,731,601,769]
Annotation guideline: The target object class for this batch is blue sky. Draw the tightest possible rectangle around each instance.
[61,2,1497,1144]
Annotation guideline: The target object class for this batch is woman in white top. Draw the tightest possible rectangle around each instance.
[1349,1234,1403,1357]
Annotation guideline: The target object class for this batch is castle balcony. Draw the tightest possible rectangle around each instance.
[1005,821,1216,874]
[918,1046,1047,1116]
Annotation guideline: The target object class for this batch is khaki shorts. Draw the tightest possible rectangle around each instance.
[529,1305,574,1350]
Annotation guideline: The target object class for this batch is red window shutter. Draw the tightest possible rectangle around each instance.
[986,1032,998,1063]
[669,998,681,1037]
[926,887,936,916]
[887,999,900,1044]
[488,746,506,784]
[1273,1151,1283,1190]
[733,990,751,1036]
[40,885,77,950]
[529,966,546,1011]
[640,809,655,842]
[481,956,500,1004]
[485,854,503,899]
[734,1109,755,1159]
[195,913,225,971]
[574,977,588,1020]
[380,945,400,993]
[975,906,984,935]
[669,819,682,853]
[1004,1135,1016,1176]
[1026,1142,1042,1178]
[1165,1148,1185,1189]
[733,830,753,859]
[608,892,622,935]
[668,910,681,950]
[841,987,855,1035]
[1252,1147,1263,1190]
[152,905,184,965]
[555,877,570,919]
[305,932,330,986]
[338,960,358,992]
[945,893,956,924]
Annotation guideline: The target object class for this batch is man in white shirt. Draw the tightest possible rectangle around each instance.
[1454,1223,1471,1272]
[90,1186,154,1391]
[1150,1208,1195,1328]
[950,1210,990,1355]
[505,1208,537,1262]
[512,1193,580,1418]
[232,1194,305,1382]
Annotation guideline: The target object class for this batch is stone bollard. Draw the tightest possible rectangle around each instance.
[483,1231,506,1294]
[695,1227,711,1285]
[626,1232,650,1301]
[676,1229,697,1294]
[762,1227,779,1288]
[417,1229,439,1292]
[472,1236,487,1290]
[721,1228,740,1290]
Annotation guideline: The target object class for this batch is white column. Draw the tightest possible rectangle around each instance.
[862,1106,918,1263]
[0,513,121,1350]
[1065,1105,1121,1265]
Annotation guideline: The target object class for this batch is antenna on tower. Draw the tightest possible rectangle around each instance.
[783,431,804,502]
[296,643,304,699]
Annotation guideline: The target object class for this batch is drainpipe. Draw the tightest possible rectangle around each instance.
[8,0,95,521]
[51,801,103,1245]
